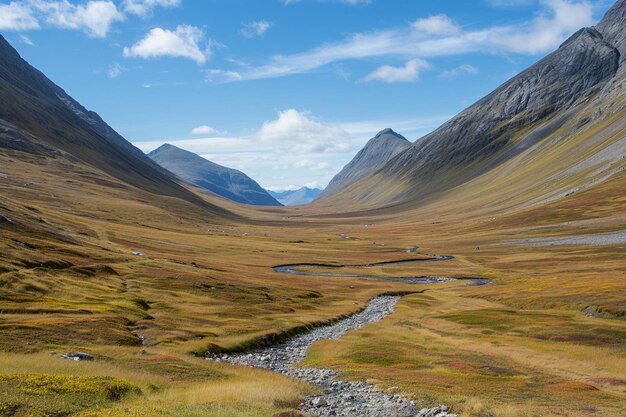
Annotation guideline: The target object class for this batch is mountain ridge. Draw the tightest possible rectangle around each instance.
[149,144,282,206]
[320,1,626,206]
[0,34,231,216]
[323,128,410,195]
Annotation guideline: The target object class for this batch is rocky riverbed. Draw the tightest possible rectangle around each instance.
[208,295,457,417]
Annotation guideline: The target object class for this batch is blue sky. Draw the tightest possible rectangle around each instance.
[0,0,613,190]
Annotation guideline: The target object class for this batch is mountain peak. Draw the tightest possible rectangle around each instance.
[374,128,408,141]
[149,145,282,206]
[322,128,411,195]
[148,143,182,157]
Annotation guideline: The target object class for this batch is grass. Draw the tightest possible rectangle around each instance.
[0,373,139,417]
[301,292,626,417]
[0,103,624,415]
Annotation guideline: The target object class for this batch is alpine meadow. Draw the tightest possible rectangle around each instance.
[0,1,624,417]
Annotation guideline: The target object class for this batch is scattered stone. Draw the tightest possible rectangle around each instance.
[60,351,94,361]
[208,296,456,417]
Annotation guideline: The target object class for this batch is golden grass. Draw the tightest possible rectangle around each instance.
[0,106,624,415]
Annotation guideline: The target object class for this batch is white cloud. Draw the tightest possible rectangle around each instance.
[412,15,460,35]
[266,185,300,192]
[123,0,180,17]
[123,25,214,65]
[362,59,430,83]
[134,112,450,191]
[191,125,221,135]
[214,0,595,81]
[492,0,594,54]
[241,20,272,38]
[0,0,181,37]
[19,34,35,45]
[107,62,125,78]
[206,69,243,81]
[259,109,350,154]
[0,2,39,31]
[439,63,479,79]
[293,159,333,170]
[30,0,124,38]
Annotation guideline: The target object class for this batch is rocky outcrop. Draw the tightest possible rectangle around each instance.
[325,0,626,205]
[385,25,620,185]
[149,144,281,206]
[595,0,626,75]
[324,128,410,195]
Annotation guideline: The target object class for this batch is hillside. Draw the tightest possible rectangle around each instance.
[0,35,229,214]
[323,128,410,195]
[320,0,626,207]
[0,2,624,417]
[149,144,281,206]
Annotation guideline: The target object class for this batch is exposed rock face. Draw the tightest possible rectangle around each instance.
[324,0,626,204]
[149,144,282,206]
[324,128,410,194]
[0,35,228,214]
[596,0,626,75]
[386,26,620,184]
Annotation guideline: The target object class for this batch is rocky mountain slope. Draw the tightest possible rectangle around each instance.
[323,128,410,195]
[0,35,229,214]
[149,144,281,206]
[321,0,626,206]
[268,187,323,206]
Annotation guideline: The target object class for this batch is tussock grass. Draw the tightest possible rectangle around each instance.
[0,107,624,415]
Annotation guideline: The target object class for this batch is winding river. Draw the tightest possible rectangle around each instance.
[274,255,490,286]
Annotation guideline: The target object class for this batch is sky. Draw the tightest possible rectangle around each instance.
[0,0,614,191]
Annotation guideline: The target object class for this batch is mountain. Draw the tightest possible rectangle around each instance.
[268,187,323,206]
[149,144,282,206]
[323,128,410,195]
[320,0,626,206]
[0,34,229,215]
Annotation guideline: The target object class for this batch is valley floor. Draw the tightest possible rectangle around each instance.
[0,150,625,417]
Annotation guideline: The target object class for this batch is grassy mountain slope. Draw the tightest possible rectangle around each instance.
[149,144,281,207]
[0,35,230,215]
[319,0,626,208]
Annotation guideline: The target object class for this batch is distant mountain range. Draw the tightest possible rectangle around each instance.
[149,144,281,206]
[268,187,323,206]
[320,0,626,207]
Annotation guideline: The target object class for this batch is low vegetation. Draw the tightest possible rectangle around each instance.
[0,106,624,415]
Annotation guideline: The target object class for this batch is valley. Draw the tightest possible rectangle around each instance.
[1,1,625,416]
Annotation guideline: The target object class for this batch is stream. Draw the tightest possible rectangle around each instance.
[208,255,485,416]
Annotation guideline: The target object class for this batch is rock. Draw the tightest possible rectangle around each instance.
[207,296,435,416]
[311,397,327,407]
[321,0,626,205]
[60,351,94,361]
[323,128,411,195]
